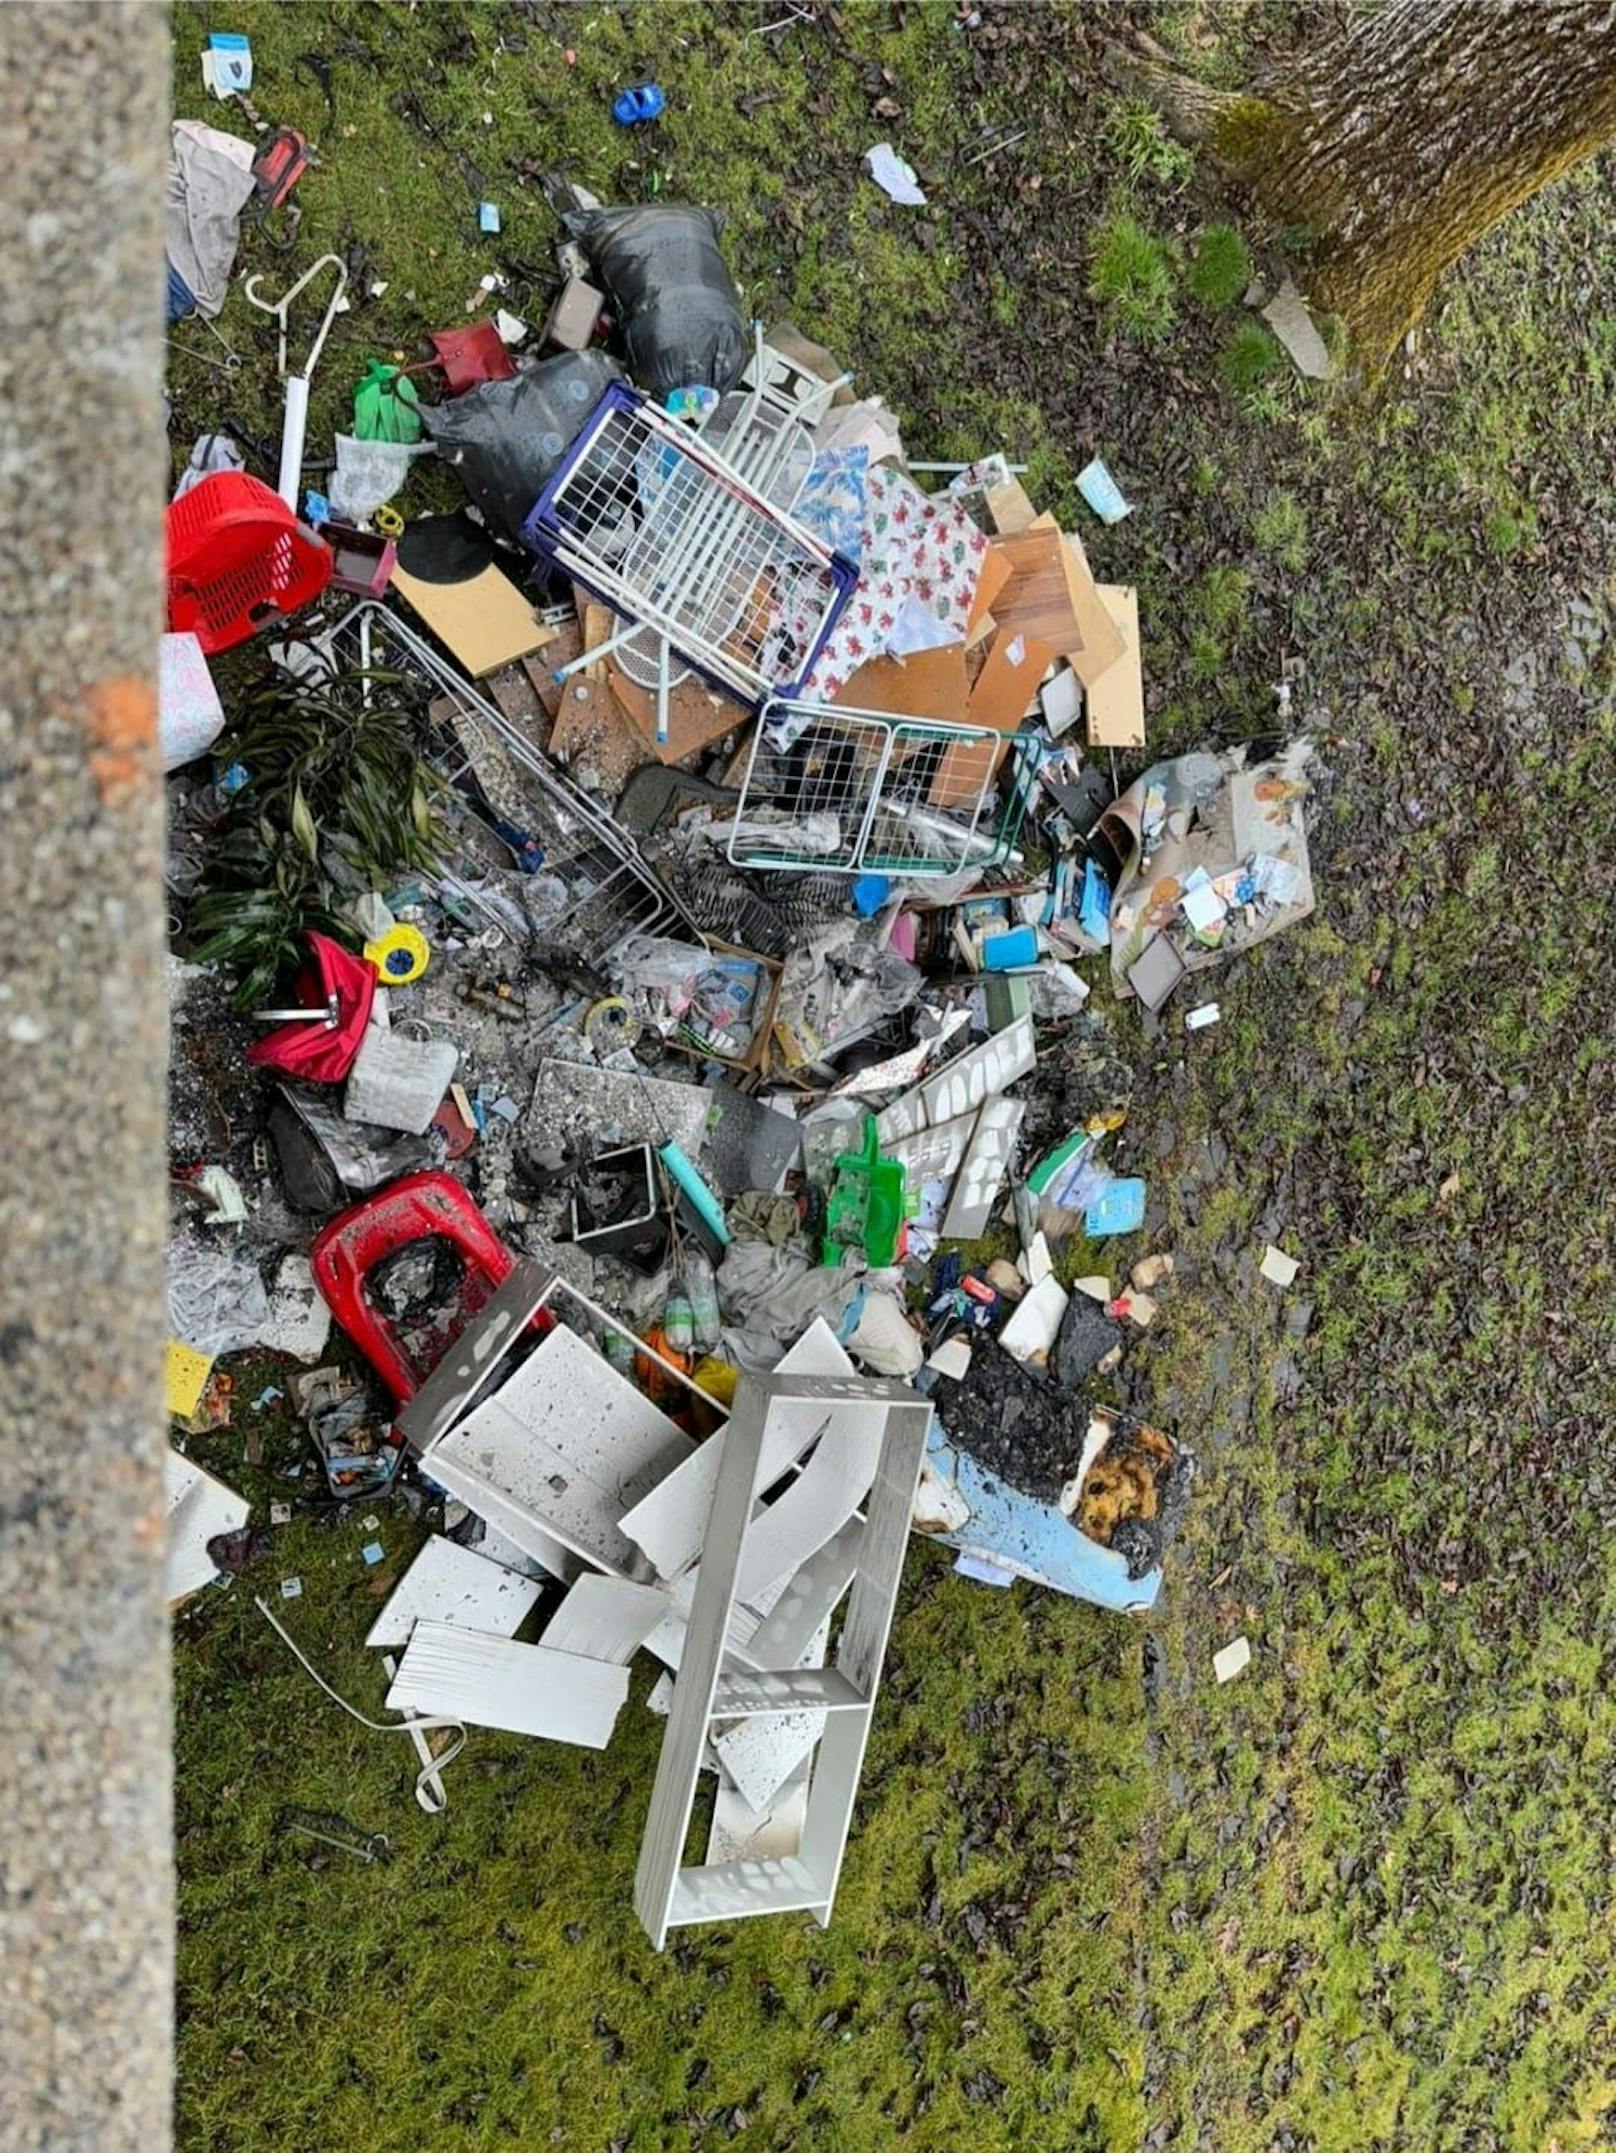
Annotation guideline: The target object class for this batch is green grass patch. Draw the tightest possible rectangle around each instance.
[1188,221,1250,306]
[1088,210,1176,341]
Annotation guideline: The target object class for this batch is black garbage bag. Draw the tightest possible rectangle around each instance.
[566,203,747,400]
[420,349,624,540]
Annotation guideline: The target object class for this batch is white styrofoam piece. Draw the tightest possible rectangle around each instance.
[619,1320,854,1582]
[914,1013,1035,1129]
[166,1448,250,1602]
[1260,1244,1300,1287]
[385,1621,630,1747]
[999,1275,1069,1365]
[735,1416,883,1606]
[939,1095,1025,1239]
[708,1756,811,1864]
[364,1534,544,1652]
[429,1325,694,1576]
[540,1575,669,1665]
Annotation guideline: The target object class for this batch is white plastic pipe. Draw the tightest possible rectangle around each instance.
[276,372,310,510]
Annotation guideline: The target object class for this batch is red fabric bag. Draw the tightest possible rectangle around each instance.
[246,932,377,1084]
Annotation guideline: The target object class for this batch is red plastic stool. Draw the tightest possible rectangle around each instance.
[167,470,333,655]
[310,1171,550,1405]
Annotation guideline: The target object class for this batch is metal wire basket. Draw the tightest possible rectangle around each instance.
[326,602,693,962]
[727,699,1039,877]
[520,382,857,712]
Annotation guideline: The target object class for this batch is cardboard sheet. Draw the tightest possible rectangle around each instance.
[392,559,554,677]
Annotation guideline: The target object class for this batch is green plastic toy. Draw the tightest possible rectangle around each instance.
[353,359,422,444]
[821,1115,908,1269]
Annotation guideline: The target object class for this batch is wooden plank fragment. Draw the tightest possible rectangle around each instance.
[1083,584,1145,749]
[392,560,554,677]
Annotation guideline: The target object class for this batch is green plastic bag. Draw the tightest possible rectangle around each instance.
[353,360,422,445]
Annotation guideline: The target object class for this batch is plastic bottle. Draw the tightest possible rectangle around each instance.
[662,1284,694,1355]
[602,1328,637,1379]
[682,1248,721,1353]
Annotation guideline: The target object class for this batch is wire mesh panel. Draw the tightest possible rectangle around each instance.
[521,383,856,708]
[728,699,1035,878]
[326,602,692,963]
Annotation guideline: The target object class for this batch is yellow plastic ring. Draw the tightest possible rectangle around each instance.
[364,923,430,985]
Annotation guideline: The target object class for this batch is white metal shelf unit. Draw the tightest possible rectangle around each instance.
[633,1370,932,1948]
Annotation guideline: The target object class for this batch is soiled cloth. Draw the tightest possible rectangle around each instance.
[166,121,255,319]
[717,1238,922,1377]
[167,1233,268,1357]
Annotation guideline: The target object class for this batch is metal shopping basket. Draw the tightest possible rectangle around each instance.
[520,382,857,721]
[325,602,693,962]
[727,699,1040,878]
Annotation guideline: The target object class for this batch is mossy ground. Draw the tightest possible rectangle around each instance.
[172,6,1616,2148]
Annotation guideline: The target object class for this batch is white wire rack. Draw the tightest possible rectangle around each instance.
[727,701,1031,877]
[521,382,856,725]
[327,602,693,963]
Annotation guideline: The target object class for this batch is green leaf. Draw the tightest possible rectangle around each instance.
[290,783,318,862]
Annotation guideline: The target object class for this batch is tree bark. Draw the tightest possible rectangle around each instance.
[1112,0,1616,379]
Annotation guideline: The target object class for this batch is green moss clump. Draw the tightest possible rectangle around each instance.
[1189,223,1251,307]
[1089,211,1177,341]
[1218,321,1282,394]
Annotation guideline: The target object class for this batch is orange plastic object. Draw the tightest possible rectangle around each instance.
[166,471,333,655]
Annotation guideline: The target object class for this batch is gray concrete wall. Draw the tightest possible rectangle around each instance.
[0,6,173,2146]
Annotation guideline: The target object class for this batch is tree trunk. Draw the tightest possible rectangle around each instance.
[1114,0,1616,379]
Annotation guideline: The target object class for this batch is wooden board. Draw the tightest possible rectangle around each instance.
[607,666,745,763]
[523,629,578,720]
[966,622,1058,732]
[984,478,1037,534]
[966,546,1013,634]
[386,1623,630,1748]
[1052,523,1129,689]
[483,661,550,756]
[833,641,970,723]
[988,526,1082,648]
[391,560,554,677]
[1084,584,1145,749]
[546,675,649,801]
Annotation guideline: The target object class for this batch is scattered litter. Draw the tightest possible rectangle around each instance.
[865,142,927,206]
[1214,1635,1252,1683]
[156,140,1328,1937]
[1076,457,1132,524]
[1260,1244,1300,1287]
[1186,1002,1221,1031]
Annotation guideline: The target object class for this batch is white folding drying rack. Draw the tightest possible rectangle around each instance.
[525,372,855,740]
[545,328,848,742]
[729,698,1026,876]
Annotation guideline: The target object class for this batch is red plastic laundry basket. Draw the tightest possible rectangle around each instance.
[166,470,332,655]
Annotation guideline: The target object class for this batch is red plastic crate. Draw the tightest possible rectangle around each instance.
[166,470,332,655]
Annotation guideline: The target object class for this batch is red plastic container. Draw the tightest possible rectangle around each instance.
[310,1170,551,1405]
[166,470,332,655]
